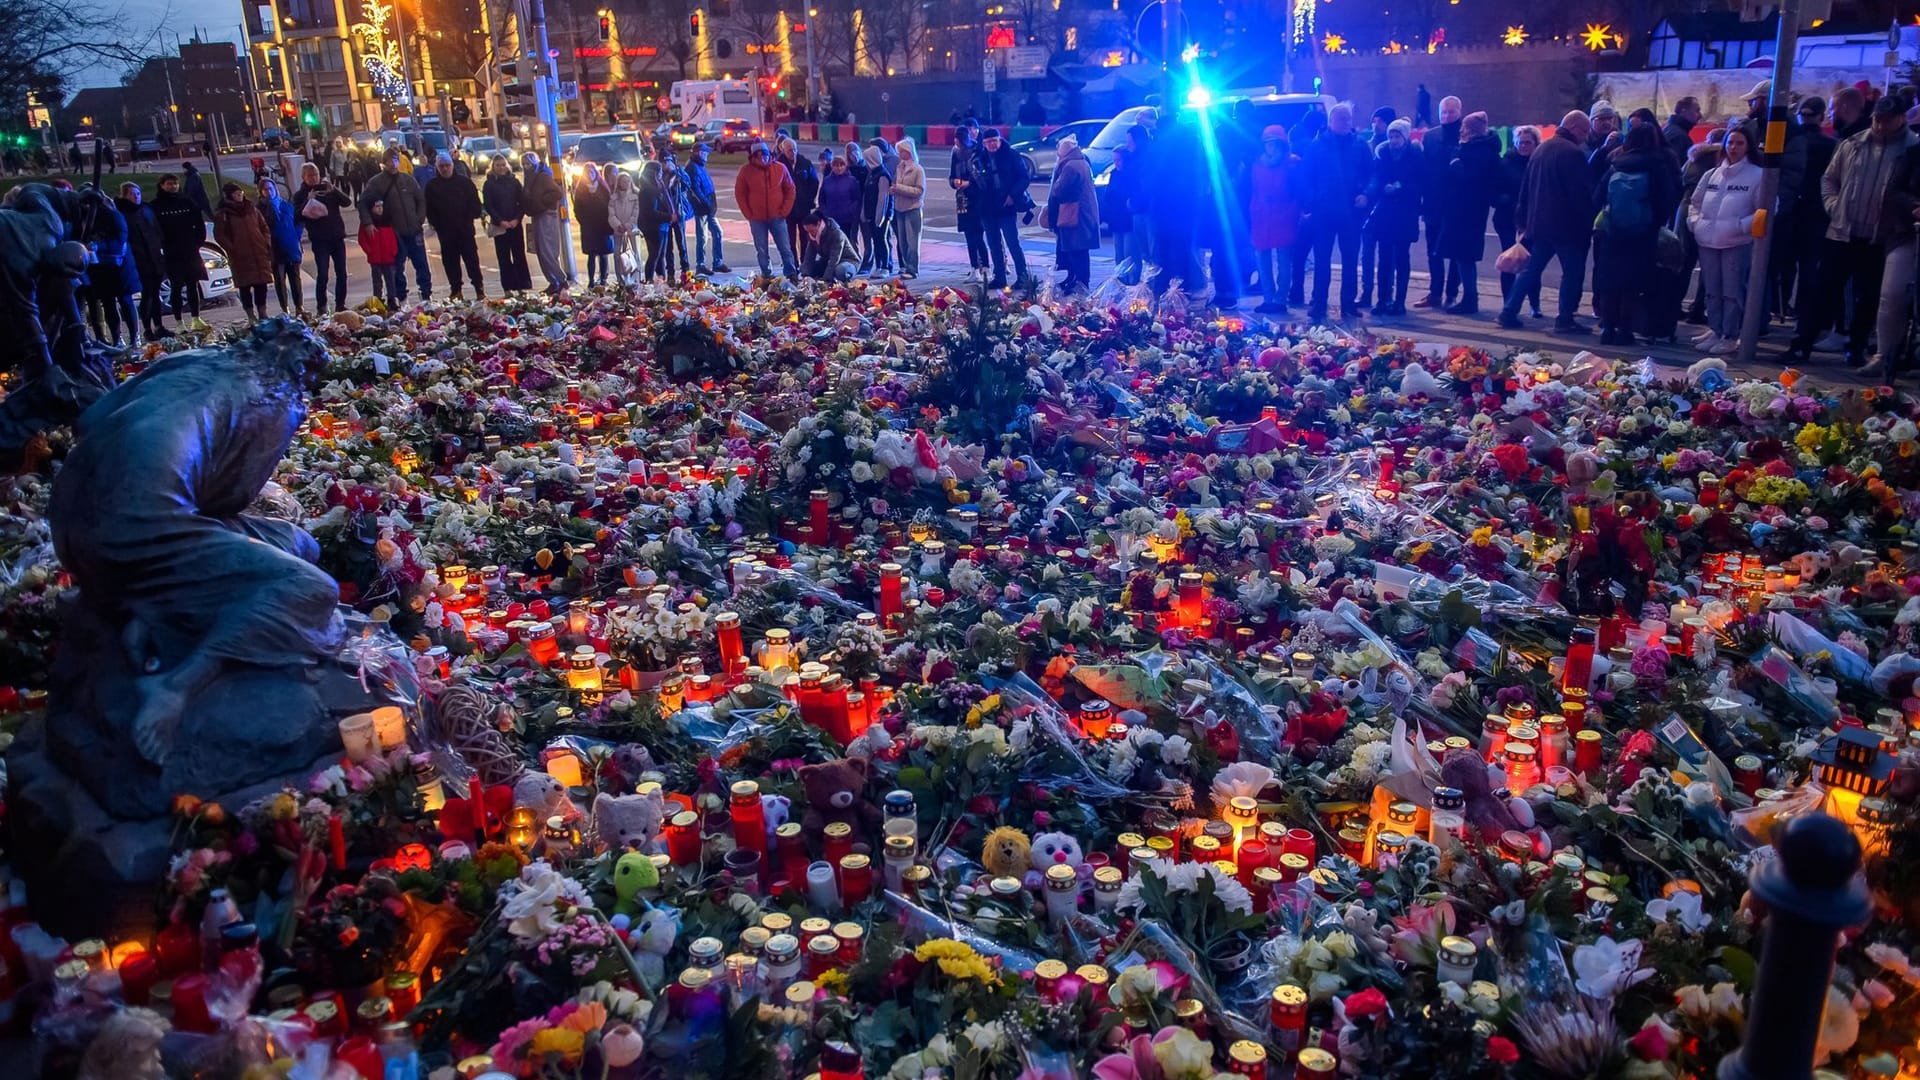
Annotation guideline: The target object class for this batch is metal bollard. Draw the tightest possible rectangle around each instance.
[1719,812,1869,1080]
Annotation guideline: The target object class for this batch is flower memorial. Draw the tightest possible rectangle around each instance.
[4,279,1920,1080]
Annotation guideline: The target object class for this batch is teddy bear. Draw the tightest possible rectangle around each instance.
[1024,831,1086,890]
[612,850,661,917]
[515,772,575,821]
[762,793,793,840]
[591,790,667,854]
[629,905,680,986]
[799,758,881,839]
[980,825,1032,880]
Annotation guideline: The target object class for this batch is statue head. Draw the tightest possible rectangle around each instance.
[242,316,330,389]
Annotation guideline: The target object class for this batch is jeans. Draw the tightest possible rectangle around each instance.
[1878,239,1916,369]
[669,218,689,275]
[859,218,893,272]
[1698,244,1752,339]
[310,236,347,310]
[391,231,432,301]
[819,260,857,284]
[643,227,669,280]
[693,212,724,268]
[135,262,164,329]
[983,214,1026,283]
[1377,241,1411,308]
[1501,235,1588,323]
[587,252,609,287]
[271,257,304,311]
[1111,228,1141,285]
[1359,221,1380,302]
[493,224,532,292]
[894,207,922,275]
[1795,237,1885,357]
[531,211,568,289]
[748,218,798,278]
[1256,247,1291,308]
[439,232,483,294]
[1308,212,1362,317]
[369,262,396,300]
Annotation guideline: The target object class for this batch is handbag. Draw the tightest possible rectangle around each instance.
[1054,202,1080,230]
[1494,241,1530,274]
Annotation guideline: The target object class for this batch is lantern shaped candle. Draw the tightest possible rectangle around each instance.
[878,563,905,628]
[567,600,592,640]
[338,713,377,762]
[544,747,586,789]
[1224,796,1260,847]
[1079,699,1114,740]
[1043,864,1079,927]
[1504,743,1540,792]
[566,647,603,693]
[715,612,745,673]
[810,490,831,543]
[659,675,686,714]
[507,806,538,850]
[730,781,768,860]
[759,629,794,672]
[526,623,560,667]
[1562,627,1597,694]
[1176,572,1207,631]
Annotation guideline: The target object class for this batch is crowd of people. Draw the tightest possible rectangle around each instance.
[1110,79,1920,377]
[41,82,1920,378]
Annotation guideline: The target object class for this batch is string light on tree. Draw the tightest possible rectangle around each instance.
[1292,0,1315,55]
[1503,25,1527,46]
[1322,31,1345,53]
[351,0,409,102]
[1581,23,1613,51]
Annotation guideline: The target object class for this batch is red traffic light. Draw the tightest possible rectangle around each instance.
[689,12,700,35]
[598,14,610,41]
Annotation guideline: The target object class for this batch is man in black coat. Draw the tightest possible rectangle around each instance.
[1662,97,1701,166]
[1773,97,1835,324]
[422,154,485,299]
[1497,110,1595,333]
[1414,94,1461,309]
[149,172,207,323]
[1299,102,1374,323]
[293,161,351,313]
[972,129,1031,289]
[118,182,168,340]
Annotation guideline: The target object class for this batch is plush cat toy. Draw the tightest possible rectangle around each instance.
[1024,831,1086,889]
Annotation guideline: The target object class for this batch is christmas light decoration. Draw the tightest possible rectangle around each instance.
[1322,32,1345,53]
[1581,23,1612,51]
[1292,0,1315,54]
[1503,25,1527,46]
[352,0,410,102]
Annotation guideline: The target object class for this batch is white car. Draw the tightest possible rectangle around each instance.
[146,227,235,310]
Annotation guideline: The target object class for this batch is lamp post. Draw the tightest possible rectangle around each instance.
[804,6,819,121]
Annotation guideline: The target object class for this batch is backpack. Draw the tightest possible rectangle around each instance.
[1604,169,1652,232]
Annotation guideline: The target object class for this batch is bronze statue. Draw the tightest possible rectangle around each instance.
[0,183,116,462]
[49,317,343,764]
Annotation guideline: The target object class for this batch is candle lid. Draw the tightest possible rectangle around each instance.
[799,917,833,935]
[1044,864,1077,888]
[740,926,772,951]
[730,780,760,798]
[1093,866,1123,887]
[884,835,915,855]
[831,921,864,941]
[1229,1041,1267,1065]
[765,933,800,962]
[775,822,803,840]
[1253,866,1284,887]
[824,822,852,840]
[671,810,700,829]
[1271,983,1307,1007]
[839,854,871,871]
[1297,1049,1337,1074]
[1034,959,1070,980]
[989,876,1023,898]
[677,968,713,989]
[1074,964,1110,985]
[1278,853,1310,872]
[761,912,794,934]
[785,981,816,1004]
[688,936,723,961]
[1386,801,1418,824]
[1440,935,1477,960]
[807,935,841,957]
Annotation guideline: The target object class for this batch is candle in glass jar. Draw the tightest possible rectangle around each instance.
[838,854,874,906]
[1176,572,1206,631]
[878,562,904,627]
[730,781,768,861]
[1079,699,1114,740]
[715,612,745,674]
[1574,728,1603,774]
[1043,864,1079,926]
[338,713,376,762]
[328,814,347,871]
[809,490,830,543]
[666,810,702,866]
[759,629,793,672]
[370,706,408,751]
[823,822,854,867]
[1236,840,1270,888]
[1562,627,1597,693]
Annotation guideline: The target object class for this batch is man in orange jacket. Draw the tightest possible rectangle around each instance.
[734,141,798,280]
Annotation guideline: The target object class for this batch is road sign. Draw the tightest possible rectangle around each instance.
[558,80,579,101]
[982,57,997,91]
[1005,45,1050,79]
[881,91,891,103]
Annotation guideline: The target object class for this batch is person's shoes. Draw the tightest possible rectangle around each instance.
[449,289,464,301]
[1710,337,1739,356]
[474,287,486,299]
[1445,302,1479,316]
[1694,331,1723,352]
[987,277,1008,289]
[1355,293,1373,309]
[1781,344,1813,363]
[1554,319,1591,336]
[1530,308,1546,319]
[1413,295,1437,308]
[1690,327,1717,344]
[1846,351,1869,368]
[1340,307,1361,321]
[714,262,731,272]
[1254,301,1284,314]
[1599,328,1619,345]
[1496,312,1523,329]
[1684,309,1709,325]
[902,271,917,279]
[1859,356,1889,378]
[151,325,175,338]
[695,265,710,275]
[1813,331,1848,353]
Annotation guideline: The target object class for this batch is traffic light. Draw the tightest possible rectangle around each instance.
[501,59,536,119]
[598,14,611,41]
[278,98,298,133]
[299,99,318,129]
[689,12,700,35]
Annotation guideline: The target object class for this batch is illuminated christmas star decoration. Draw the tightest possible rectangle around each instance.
[1322,32,1345,53]
[351,0,409,102]
[1503,25,1527,46]
[1292,0,1315,53]
[1180,42,1200,64]
[1581,23,1612,50]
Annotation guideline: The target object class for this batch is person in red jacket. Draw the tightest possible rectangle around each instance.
[1248,125,1300,314]
[734,141,797,280]
[357,200,400,302]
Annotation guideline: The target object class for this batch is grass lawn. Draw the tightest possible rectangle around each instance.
[0,170,221,201]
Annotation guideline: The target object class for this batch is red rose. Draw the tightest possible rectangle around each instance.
[1627,1026,1670,1061]
[1343,987,1390,1022]
[1487,1036,1520,1065]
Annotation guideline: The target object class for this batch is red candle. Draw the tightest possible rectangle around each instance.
[715,612,745,673]
[1237,840,1270,888]
[1281,827,1315,865]
[838,854,874,905]
[468,777,488,843]
[328,814,347,872]
[821,675,851,744]
[878,562,904,628]
[1562,628,1597,694]
[1378,450,1395,486]
[1177,572,1206,631]
[155,921,198,976]
[666,810,703,866]
[336,1035,386,1079]
[730,782,768,861]
[810,490,830,544]
[119,953,158,1006]
[172,973,216,1033]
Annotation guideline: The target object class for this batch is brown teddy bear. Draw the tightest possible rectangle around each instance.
[799,757,882,842]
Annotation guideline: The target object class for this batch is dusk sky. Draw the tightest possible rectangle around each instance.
[67,0,253,91]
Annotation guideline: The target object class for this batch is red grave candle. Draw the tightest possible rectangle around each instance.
[1562,627,1597,695]
[878,562,904,628]
[119,953,159,1006]
[172,973,216,1033]
[810,490,830,544]
[730,781,768,861]
[328,814,347,872]
[715,612,745,672]
[666,810,703,866]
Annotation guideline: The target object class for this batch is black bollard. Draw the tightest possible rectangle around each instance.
[1719,812,1869,1080]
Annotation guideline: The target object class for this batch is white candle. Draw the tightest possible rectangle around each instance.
[370,706,408,751]
[339,714,377,762]
[806,860,840,914]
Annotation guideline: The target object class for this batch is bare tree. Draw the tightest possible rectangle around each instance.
[0,0,164,125]
[1003,0,1063,51]
[859,0,928,76]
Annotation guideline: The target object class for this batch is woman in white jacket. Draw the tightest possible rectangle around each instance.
[892,139,927,278]
[1685,127,1766,355]
[607,169,642,286]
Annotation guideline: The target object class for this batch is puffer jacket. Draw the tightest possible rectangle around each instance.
[892,149,926,212]
[608,179,641,235]
[734,156,796,221]
[212,197,274,287]
[1687,158,1765,250]
[260,193,303,262]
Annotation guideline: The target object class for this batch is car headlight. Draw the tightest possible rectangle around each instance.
[205,250,229,269]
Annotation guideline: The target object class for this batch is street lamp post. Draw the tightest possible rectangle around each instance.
[804,7,819,122]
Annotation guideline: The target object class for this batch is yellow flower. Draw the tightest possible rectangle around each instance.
[1470,526,1493,548]
[814,969,851,994]
[529,1027,585,1062]
[914,939,1000,984]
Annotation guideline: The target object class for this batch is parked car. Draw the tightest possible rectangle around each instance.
[148,227,235,310]
[1012,119,1107,180]
[666,122,702,150]
[460,134,512,172]
[699,119,758,152]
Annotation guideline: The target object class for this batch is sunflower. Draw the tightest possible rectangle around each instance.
[529,1026,586,1062]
